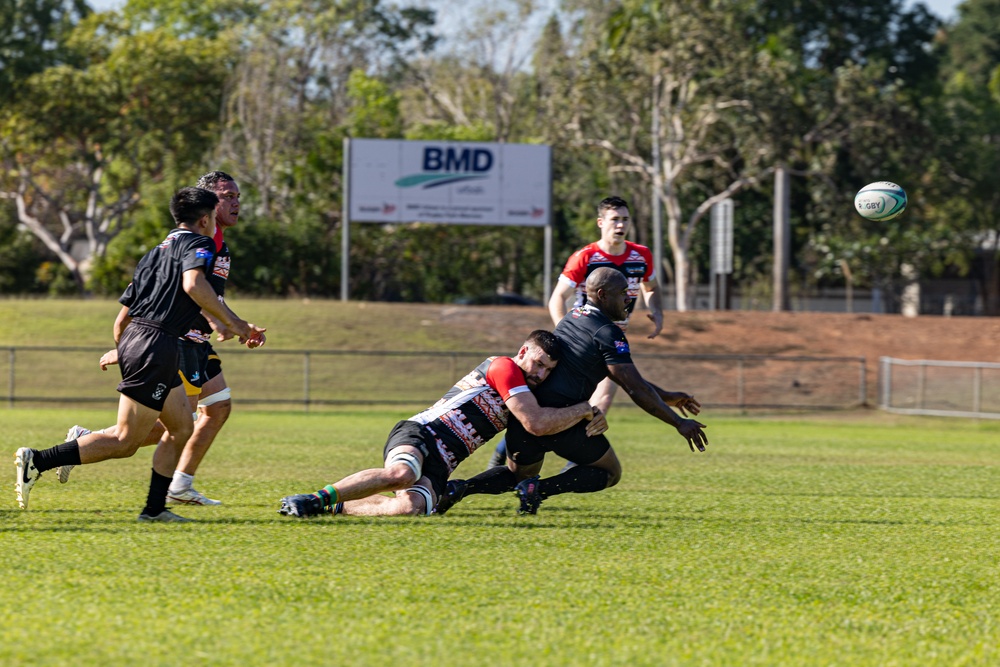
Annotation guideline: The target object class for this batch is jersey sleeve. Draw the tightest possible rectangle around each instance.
[636,244,656,283]
[118,282,135,307]
[559,245,595,287]
[484,356,531,401]
[594,324,633,366]
[181,235,215,274]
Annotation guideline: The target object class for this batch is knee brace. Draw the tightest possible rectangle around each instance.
[198,387,231,409]
[404,485,434,516]
[385,450,422,480]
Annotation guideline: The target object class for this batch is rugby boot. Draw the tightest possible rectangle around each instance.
[514,475,542,515]
[433,479,468,516]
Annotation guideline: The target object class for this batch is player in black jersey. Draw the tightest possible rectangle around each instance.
[15,187,267,522]
[277,331,607,518]
[58,172,251,506]
[438,267,707,515]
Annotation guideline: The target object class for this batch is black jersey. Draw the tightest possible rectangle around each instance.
[122,229,215,337]
[534,304,634,407]
[183,238,230,343]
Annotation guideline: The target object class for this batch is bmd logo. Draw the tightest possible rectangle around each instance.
[394,147,493,189]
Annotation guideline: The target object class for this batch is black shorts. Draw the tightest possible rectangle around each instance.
[505,417,611,467]
[117,321,183,411]
[382,420,451,498]
[177,341,223,397]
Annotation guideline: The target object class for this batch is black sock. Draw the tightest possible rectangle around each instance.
[538,466,610,500]
[464,465,517,495]
[141,469,173,517]
[32,441,82,473]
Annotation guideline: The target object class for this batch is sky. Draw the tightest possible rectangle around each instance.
[88,0,963,21]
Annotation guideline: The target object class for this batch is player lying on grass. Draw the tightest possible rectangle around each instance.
[435,267,707,516]
[15,187,266,523]
[277,330,607,517]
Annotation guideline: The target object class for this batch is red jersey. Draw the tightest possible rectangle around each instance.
[409,356,531,473]
[557,241,655,330]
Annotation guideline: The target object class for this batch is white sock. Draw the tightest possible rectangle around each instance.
[169,471,194,493]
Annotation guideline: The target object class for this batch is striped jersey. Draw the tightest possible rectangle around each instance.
[557,241,655,330]
[409,356,530,473]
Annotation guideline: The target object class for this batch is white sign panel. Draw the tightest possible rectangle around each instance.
[348,138,551,227]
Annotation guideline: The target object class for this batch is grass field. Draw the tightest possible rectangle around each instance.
[3,407,1000,666]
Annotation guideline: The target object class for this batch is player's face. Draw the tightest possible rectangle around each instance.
[213,180,241,229]
[597,206,630,246]
[518,345,558,387]
[597,280,630,321]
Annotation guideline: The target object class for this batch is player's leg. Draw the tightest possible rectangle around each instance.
[56,419,167,484]
[485,438,507,470]
[168,350,228,505]
[556,377,619,475]
[16,393,163,510]
[517,426,619,514]
[138,383,196,522]
[339,478,436,516]
[278,421,427,518]
[435,422,546,515]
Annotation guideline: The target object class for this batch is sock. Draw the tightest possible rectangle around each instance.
[538,466,610,500]
[141,469,173,517]
[464,466,517,495]
[169,471,193,493]
[314,484,339,509]
[32,441,82,473]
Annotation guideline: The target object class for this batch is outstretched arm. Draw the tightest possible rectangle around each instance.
[182,268,265,343]
[606,363,707,451]
[647,381,701,416]
[505,392,606,437]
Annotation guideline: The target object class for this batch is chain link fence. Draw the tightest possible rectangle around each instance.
[879,356,1000,419]
[2,346,867,411]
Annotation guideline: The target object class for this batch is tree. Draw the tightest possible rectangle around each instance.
[0,4,235,291]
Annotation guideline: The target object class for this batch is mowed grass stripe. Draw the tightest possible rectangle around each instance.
[3,409,1000,665]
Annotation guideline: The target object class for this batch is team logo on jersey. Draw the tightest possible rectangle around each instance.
[152,383,167,400]
[614,340,630,353]
[213,255,231,279]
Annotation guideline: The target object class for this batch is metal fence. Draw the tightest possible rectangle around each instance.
[879,356,1000,419]
[2,346,867,411]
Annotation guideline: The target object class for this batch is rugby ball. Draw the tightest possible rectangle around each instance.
[854,182,907,221]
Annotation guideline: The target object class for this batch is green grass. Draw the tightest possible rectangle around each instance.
[3,408,1000,666]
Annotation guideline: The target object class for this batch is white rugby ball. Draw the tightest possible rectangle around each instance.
[854,181,907,221]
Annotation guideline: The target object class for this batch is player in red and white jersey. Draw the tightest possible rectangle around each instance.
[277,331,608,518]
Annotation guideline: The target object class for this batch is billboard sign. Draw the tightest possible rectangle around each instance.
[347,139,551,227]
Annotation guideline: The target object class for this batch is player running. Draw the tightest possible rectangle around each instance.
[15,187,266,522]
[60,172,253,506]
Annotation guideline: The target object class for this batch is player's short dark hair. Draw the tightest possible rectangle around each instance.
[195,170,237,191]
[525,330,562,360]
[598,196,630,216]
[170,187,219,226]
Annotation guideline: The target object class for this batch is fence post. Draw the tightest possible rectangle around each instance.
[304,351,311,413]
[7,348,13,408]
[917,362,926,410]
[859,357,867,407]
[737,357,745,410]
[973,366,982,414]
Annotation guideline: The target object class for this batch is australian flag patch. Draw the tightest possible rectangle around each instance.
[195,248,213,260]
[614,339,629,354]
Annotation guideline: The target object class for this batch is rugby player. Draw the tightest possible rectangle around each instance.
[277,330,607,518]
[438,267,705,516]
[59,172,252,507]
[15,187,266,522]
